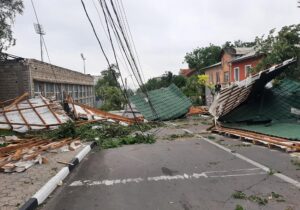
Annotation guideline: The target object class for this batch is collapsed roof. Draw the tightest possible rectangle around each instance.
[210,58,297,119]
[209,58,300,140]
[0,93,140,133]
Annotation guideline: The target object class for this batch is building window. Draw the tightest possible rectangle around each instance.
[209,73,214,83]
[234,67,240,81]
[216,72,220,83]
[245,65,252,77]
[224,72,229,83]
[34,82,40,95]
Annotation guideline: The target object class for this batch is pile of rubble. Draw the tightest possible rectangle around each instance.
[0,93,143,173]
[186,106,209,116]
[0,93,142,133]
[0,136,82,173]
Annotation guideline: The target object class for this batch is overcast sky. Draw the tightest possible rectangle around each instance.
[7,0,300,88]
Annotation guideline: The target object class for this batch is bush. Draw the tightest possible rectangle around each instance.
[45,120,76,139]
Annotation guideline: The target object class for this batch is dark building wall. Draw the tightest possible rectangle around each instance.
[0,60,30,101]
[0,58,95,107]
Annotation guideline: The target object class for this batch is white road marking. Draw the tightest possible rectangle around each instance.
[69,168,266,187]
[189,131,300,189]
[182,129,194,134]
[209,172,266,178]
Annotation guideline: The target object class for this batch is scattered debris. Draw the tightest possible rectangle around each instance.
[0,137,83,173]
[186,106,209,116]
[213,126,300,152]
[67,96,142,125]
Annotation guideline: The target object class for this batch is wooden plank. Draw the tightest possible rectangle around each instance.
[72,101,138,124]
[5,92,29,110]
[40,97,62,124]
[216,127,300,151]
[0,104,55,114]
[0,140,45,154]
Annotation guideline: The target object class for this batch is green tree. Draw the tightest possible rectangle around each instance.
[182,75,203,105]
[95,65,126,111]
[222,40,255,48]
[254,24,300,79]
[138,71,186,92]
[96,86,125,111]
[96,64,120,88]
[184,44,221,74]
[0,0,24,55]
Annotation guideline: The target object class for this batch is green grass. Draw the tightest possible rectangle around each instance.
[100,134,155,149]
[207,135,216,140]
[268,168,276,175]
[235,204,244,210]
[248,195,268,205]
[232,191,284,206]
[291,159,300,170]
[166,133,194,140]
[0,142,8,147]
[232,191,247,199]
[0,129,18,137]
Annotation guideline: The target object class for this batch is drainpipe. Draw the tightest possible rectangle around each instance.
[229,62,232,85]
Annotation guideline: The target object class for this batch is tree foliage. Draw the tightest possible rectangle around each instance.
[138,71,186,92]
[95,65,126,111]
[181,75,204,105]
[222,40,255,48]
[0,0,23,54]
[254,24,300,79]
[184,44,221,74]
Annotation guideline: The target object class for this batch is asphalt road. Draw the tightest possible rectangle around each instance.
[41,126,300,210]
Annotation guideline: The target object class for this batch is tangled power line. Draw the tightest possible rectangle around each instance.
[80,0,158,118]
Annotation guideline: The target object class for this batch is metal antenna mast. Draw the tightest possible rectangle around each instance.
[33,23,45,62]
[81,53,86,74]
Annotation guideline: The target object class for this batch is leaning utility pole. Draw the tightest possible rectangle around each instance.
[33,23,45,62]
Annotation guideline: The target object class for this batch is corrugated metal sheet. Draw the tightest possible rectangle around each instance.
[130,84,192,121]
[209,58,297,119]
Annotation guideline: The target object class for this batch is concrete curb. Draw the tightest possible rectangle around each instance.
[19,141,97,210]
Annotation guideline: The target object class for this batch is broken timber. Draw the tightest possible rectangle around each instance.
[213,126,300,152]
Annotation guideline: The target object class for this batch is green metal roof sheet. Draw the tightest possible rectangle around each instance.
[130,84,192,121]
[220,79,300,140]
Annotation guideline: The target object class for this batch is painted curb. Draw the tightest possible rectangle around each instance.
[19,141,97,210]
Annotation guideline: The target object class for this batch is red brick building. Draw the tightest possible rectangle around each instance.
[229,51,263,82]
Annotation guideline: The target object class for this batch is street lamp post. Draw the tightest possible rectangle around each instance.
[81,53,86,74]
[33,23,45,62]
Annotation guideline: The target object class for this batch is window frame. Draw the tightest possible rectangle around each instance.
[234,67,240,81]
[245,64,252,77]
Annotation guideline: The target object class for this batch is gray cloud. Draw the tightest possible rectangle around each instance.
[7,0,300,88]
